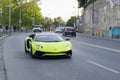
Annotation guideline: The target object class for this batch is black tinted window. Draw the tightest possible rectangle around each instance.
[35,35,64,42]
[66,28,74,31]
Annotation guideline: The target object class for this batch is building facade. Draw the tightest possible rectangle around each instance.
[83,0,120,37]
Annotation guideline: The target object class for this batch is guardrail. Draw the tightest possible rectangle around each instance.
[0,29,13,37]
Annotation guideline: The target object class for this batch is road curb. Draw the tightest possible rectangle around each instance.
[0,35,9,80]
[0,35,9,41]
[77,33,120,41]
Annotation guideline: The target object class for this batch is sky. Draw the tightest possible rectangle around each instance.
[40,0,78,21]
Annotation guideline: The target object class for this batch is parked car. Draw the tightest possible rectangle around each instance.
[55,27,62,33]
[62,27,76,37]
[33,25,43,33]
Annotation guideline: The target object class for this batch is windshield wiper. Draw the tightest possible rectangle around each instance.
[44,41,60,42]
[53,41,60,42]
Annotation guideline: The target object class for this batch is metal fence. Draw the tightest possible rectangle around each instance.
[0,28,13,37]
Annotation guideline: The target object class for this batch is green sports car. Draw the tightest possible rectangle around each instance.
[24,32,72,58]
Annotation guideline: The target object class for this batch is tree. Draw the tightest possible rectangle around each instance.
[41,17,53,31]
[22,1,42,28]
[53,17,65,27]
[0,0,9,26]
[66,16,77,27]
[77,0,97,8]
[0,0,42,29]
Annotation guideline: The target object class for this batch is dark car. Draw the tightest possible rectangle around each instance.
[62,27,76,37]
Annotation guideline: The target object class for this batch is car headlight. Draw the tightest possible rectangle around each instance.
[66,44,71,49]
[36,45,43,49]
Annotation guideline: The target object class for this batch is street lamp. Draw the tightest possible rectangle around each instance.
[18,0,22,30]
[73,7,76,17]
[92,0,95,35]
[32,0,36,26]
[8,1,13,28]
[0,4,2,26]
[73,7,76,28]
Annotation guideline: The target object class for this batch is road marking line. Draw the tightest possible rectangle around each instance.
[78,41,120,53]
[88,60,120,74]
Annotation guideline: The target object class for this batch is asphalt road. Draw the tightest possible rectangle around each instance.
[2,32,120,80]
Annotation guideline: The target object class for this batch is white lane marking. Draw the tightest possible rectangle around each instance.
[79,41,120,53]
[88,61,120,74]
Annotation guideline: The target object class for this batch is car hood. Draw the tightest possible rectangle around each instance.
[33,41,71,52]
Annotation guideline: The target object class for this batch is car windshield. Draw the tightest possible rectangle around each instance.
[35,35,64,42]
[55,28,61,31]
[66,28,74,31]
[34,26,40,28]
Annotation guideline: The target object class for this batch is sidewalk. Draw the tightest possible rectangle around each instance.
[0,35,8,80]
[77,33,120,41]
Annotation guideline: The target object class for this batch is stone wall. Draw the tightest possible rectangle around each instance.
[83,0,120,37]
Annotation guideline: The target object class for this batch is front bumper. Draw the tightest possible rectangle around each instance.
[33,50,72,57]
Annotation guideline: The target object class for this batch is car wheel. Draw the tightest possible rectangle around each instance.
[67,50,72,58]
[72,34,73,37]
[65,33,66,36]
[25,43,29,53]
[74,34,76,37]
[67,54,72,58]
[30,46,36,58]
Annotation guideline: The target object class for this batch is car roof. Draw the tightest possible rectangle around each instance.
[64,27,74,29]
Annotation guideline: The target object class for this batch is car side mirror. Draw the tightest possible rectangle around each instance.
[28,38,32,42]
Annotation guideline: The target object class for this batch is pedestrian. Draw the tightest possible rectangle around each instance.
[72,29,76,37]
[25,27,28,32]
[13,26,16,32]
[21,27,24,32]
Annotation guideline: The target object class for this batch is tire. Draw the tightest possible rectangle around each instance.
[67,54,72,58]
[65,33,67,36]
[67,50,72,58]
[74,33,76,37]
[71,34,74,37]
[25,43,29,53]
[30,46,36,58]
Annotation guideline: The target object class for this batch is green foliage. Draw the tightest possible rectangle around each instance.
[66,16,77,27]
[0,0,42,29]
[41,17,53,30]
[77,0,86,8]
[0,0,9,26]
[53,17,65,27]
[77,0,97,8]
[22,1,42,28]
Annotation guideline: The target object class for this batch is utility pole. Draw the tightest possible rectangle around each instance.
[73,7,76,28]
[92,0,95,35]
[78,6,79,19]
[0,4,2,26]
[32,0,35,26]
[8,0,12,28]
[19,0,22,30]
